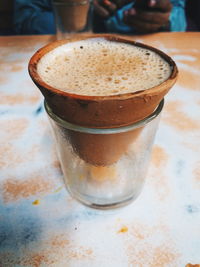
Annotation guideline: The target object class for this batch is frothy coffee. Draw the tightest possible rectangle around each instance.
[37,38,171,96]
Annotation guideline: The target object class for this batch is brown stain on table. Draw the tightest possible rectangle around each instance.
[0,35,55,48]
[0,75,8,85]
[0,252,54,267]
[0,92,40,105]
[0,119,28,168]
[0,61,24,85]
[11,64,24,72]
[50,235,94,260]
[151,145,169,168]
[26,254,53,267]
[134,32,200,50]
[51,235,70,248]
[0,61,24,72]
[128,245,177,267]
[169,50,200,91]
[170,51,200,91]
[149,246,177,267]
[182,141,200,152]
[178,70,200,91]
[123,223,180,266]
[163,101,199,132]
[193,164,200,187]
[0,118,39,169]
[0,143,23,169]
[0,118,28,140]
[149,145,170,201]
[2,175,54,202]
[0,143,40,170]
[20,235,93,266]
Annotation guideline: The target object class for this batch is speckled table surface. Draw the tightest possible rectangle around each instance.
[0,33,200,267]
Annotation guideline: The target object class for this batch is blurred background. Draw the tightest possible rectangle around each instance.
[0,0,199,36]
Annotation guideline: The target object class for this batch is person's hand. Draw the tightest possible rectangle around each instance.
[93,0,132,19]
[123,0,172,33]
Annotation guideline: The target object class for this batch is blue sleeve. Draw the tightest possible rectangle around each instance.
[169,0,186,31]
[104,0,186,33]
[14,0,56,34]
[105,3,134,33]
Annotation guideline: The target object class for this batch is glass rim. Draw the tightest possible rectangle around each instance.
[44,99,164,134]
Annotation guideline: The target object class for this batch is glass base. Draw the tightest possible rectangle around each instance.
[66,185,143,210]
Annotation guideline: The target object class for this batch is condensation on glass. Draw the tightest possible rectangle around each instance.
[45,100,164,209]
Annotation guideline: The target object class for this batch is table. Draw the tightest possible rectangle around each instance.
[0,33,200,267]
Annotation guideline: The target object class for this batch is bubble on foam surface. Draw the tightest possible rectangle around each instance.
[37,38,171,96]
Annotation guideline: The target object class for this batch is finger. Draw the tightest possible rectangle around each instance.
[93,0,110,17]
[102,0,117,13]
[148,0,156,7]
[124,14,162,33]
[133,8,170,24]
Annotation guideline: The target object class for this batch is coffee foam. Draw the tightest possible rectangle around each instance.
[37,38,172,96]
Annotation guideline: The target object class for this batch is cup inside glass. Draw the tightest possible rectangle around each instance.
[45,99,164,209]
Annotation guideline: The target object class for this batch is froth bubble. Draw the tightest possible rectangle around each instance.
[37,38,171,96]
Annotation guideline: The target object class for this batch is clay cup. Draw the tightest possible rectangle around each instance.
[28,35,178,166]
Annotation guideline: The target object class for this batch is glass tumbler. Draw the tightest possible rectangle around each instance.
[45,99,164,209]
[52,0,93,40]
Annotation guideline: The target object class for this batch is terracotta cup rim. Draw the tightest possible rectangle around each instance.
[44,98,164,133]
[28,34,178,102]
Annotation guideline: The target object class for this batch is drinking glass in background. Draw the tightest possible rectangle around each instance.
[52,0,93,39]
